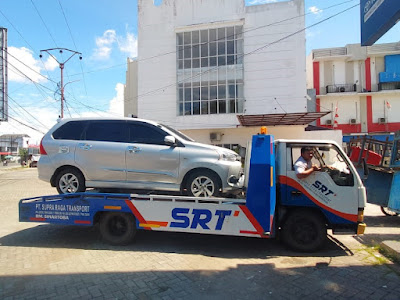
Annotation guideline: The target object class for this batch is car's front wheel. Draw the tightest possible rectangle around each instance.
[55,168,86,194]
[186,170,221,197]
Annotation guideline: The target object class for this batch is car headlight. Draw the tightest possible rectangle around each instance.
[219,151,240,162]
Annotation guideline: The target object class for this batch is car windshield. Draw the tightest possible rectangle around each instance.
[160,124,195,142]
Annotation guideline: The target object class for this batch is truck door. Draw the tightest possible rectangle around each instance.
[282,144,358,224]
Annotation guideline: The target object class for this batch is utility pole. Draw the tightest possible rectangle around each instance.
[40,48,82,118]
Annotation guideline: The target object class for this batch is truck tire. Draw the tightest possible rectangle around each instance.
[186,170,221,197]
[281,210,327,252]
[99,212,137,245]
[56,168,86,194]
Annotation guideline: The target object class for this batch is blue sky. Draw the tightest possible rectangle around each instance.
[1,0,399,143]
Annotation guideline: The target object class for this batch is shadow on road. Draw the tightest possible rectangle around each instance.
[0,261,398,299]
[0,224,352,258]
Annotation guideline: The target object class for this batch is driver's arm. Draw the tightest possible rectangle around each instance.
[296,165,320,179]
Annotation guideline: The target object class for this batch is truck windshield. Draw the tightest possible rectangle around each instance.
[313,145,354,186]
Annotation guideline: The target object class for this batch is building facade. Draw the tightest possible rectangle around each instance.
[123,0,344,147]
[0,134,29,155]
[307,42,400,141]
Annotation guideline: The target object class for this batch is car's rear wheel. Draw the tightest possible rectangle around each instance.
[56,168,86,194]
[186,170,221,197]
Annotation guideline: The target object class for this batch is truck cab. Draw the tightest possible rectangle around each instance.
[275,139,366,250]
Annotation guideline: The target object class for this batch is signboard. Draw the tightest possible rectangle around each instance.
[0,27,7,121]
[361,0,400,46]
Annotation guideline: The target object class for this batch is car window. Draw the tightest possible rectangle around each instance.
[160,123,194,141]
[129,123,167,145]
[84,120,128,143]
[53,121,87,140]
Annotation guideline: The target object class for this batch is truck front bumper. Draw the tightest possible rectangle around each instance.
[357,222,367,235]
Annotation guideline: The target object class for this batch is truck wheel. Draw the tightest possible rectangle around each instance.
[281,211,327,252]
[186,170,221,197]
[99,212,137,245]
[380,206,399,216]
[56,168,86,194]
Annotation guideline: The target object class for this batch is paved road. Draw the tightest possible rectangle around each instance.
[0,168,399,299]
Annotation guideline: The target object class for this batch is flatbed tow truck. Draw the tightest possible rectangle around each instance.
[19,131,367,252]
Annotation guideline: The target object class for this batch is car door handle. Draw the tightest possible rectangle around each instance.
[128,146,141,153]
[78,143,92,151]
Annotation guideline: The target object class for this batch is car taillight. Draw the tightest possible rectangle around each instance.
[39,138,47,155]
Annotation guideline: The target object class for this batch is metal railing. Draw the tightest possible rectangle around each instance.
[313,47,347,59]
[326,84,356,94]
[378,82,400,91]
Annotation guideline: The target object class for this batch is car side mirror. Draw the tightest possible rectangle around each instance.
[164,135,176,147]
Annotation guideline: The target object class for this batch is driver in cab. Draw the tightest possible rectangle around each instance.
[294,147,321,179]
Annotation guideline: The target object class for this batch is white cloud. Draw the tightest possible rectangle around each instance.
[92,29,138,60]
[118,32,138,58]
[309,6,323,15]
[92,30,117,60]
[7,47,56,83]
[108,83,125,116]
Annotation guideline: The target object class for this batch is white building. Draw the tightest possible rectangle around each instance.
[307,42,400,141]
[125,0,340,147]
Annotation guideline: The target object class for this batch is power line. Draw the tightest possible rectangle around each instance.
[30,0,59,47]
[8,96,48,129]
[57,0,88,96]
[6,50,58,84]
[5,113,46,134]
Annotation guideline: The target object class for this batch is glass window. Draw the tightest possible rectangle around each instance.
[184,32,191,44]
[290,145,354,186]
[193,102,200,115]
[176,26,244,115]
[85,121,128,143]
[184,46,191,59]
[227,27,234,40]
[201,101,209,114]
[209,29,217,42]
[218,41,226,55]
[201,87,209,100]
[201,58,208,68]
[200,30,208,43]
[53,121,87,140]
[192,31,199,44]
[129,123,167,145]
[193,45,200,58]
[177,33,183,45]
[209,42,217,56]
[218,85,226,99]
[210,101,217,114]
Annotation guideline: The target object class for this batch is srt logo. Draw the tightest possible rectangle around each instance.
[312,180,335,196]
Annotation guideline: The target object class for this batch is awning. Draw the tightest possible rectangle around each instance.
[0,152,11,155]
[237,112,330,127]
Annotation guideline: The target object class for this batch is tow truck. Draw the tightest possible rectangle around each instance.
[19,130,366,252]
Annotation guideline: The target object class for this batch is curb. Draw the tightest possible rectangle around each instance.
[380,240,400,263]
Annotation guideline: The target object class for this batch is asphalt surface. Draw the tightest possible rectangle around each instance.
[0,167,399,299]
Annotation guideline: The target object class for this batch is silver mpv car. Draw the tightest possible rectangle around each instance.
[38,117,242,197]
